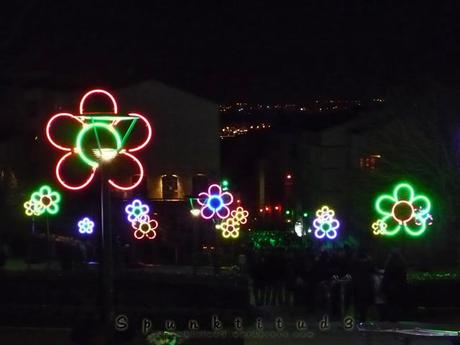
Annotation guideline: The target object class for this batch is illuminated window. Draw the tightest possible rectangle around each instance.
[359,154,381,170]
[162,175,179,199]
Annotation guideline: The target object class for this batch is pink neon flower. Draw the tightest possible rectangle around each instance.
[197,184,234,220]
[46,89,152,191]
[132,214,158,240]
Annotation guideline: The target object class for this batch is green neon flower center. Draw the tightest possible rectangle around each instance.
[321,223,331,231]
[76,123,122,168]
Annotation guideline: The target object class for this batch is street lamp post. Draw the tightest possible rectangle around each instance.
[45,90,152,344]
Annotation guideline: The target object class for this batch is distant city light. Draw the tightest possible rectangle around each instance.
[294,221,303,237]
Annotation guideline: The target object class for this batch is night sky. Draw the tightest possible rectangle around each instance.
[2,1,460,103]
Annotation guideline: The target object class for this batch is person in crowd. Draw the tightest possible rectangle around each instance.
[351,249,375,322]
[382,248,408,321]
[251,251,265,305]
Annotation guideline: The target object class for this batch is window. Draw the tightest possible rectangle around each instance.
[162,175,179,199]
[192,174,208,196]
[359,154,381,170]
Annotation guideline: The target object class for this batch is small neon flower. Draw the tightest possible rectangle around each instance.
[415,206,434,226]
[29,185,61,216]
[78,217,95,234]
[313,205,340,240]
[371,219,387,236]
[24,199,44,216]
[375,182,431,237]
[133,215,158,240]
[125,199,150,223]
[231,206,249,224]
[219,217,240,239]
[197,184,234,219]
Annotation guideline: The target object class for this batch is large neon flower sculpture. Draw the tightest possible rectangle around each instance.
[374,182,431,237]
[313,205,340,240]
[46,89,152,191]
[197,184,234,220]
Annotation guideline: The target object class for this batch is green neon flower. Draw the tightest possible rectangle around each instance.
[374,182,431,237]
[30,185,61,216]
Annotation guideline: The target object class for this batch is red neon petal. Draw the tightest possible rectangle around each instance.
[79,89,118,114]
[146,230,157,240]
[56,152,96,190]
[134,229,144,240]
[126,113,153,152]
[108,152,144,191]
[46,113,84,151]
[150,219,159,231]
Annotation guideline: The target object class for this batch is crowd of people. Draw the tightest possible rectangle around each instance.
[245,246,408,322]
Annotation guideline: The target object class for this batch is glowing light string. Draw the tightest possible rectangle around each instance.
[313,205,340,240]
[78,217,95,234]
[374,182,431,237]
[197,184,234,220]
[46,89,152,191]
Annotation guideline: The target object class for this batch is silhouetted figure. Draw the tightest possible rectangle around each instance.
[382,248,408,321]
[351,250,375,322]
[251,252,265,305]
